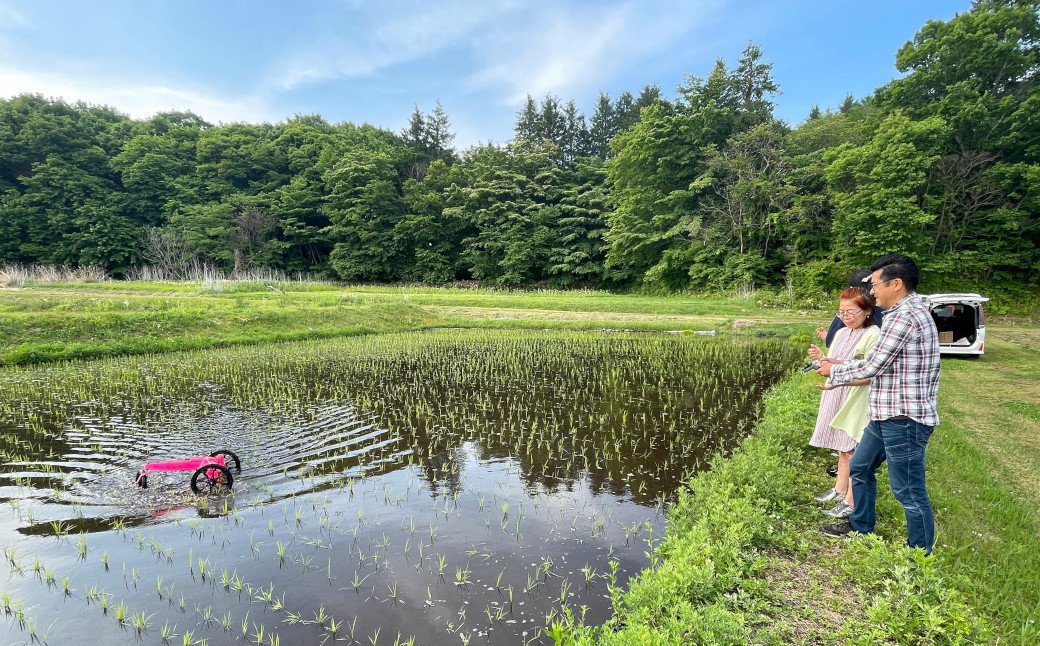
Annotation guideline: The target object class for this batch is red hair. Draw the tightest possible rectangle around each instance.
[839,287,876,327]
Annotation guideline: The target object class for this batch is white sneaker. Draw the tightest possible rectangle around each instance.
[823,500,855,519]
[813,488,844,503]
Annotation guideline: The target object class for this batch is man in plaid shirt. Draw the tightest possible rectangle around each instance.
[816,254,940,553]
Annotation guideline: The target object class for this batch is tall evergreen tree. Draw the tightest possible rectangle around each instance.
[588,92,617,160]
[731,42,780,124]
[425,100,456,163]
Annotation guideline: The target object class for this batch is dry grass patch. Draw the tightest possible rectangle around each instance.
[990,324,1040,352]
[759,544,866,644]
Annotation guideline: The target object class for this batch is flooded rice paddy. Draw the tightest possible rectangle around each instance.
[0,330,800,645]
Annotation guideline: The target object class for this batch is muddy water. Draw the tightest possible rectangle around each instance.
[0,331,800,645]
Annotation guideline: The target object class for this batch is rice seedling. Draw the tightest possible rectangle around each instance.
[49,520,69,540]
[455,566,471,587]
[130,609,154,634]
[251,621,265,645]
[327,614,343,638]
[312,604,329,627]
[160,619,176,644]
[195,603,215,626]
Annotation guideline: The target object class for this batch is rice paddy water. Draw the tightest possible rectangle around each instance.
[0,330,800,645]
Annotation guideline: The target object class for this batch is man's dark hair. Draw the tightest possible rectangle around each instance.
[848,269,871,288]
[871,254,920,291]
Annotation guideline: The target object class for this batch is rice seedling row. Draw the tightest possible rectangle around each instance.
[0,330,799,644]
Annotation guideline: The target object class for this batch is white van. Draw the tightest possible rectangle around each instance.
[920,293,990,357]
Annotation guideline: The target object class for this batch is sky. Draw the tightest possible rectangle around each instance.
[0,0,966,149]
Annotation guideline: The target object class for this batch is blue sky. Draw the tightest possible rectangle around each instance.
[0,1,965,149]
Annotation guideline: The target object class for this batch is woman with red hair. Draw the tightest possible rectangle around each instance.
[808,287,879,519]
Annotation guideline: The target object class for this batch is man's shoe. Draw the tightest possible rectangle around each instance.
[813,488,844,503]
[821,521,856,538]
[822,500,854,519]
[826,464,838,477]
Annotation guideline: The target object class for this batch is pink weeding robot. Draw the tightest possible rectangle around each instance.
[135,450,241,493]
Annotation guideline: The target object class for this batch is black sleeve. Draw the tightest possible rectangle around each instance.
[825,316,844,347]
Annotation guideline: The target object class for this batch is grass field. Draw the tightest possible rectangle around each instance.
[0,282,818,365]
[2,279,1038,643]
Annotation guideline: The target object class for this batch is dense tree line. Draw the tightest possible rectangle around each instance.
[1,1,1038,296]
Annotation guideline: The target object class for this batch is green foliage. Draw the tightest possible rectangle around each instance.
[325,148,406,281]
[552,375,997,646]
[449,146,560,284]
[844,538,988,645]
[547,158,611,286]
[2,1,1040,294]
[606,44,785,290]
[826,111,948,264]
[513,94,592,166]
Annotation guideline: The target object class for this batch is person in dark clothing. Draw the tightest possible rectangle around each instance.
[817,270,886,347]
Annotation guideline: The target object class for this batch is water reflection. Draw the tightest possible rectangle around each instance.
[0,331,799,645]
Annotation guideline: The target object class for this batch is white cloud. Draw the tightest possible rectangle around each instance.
[0,0,732,133]
[0,3,275,125]
[0,66,276,125]
[467,4,634,104]
[265,0,726,109]
[267,1,510,91]
[467,0,725,105]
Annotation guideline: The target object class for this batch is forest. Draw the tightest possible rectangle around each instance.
[1,0,1038,298]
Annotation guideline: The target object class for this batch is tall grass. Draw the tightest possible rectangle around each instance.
[0,263,109,286]
[124,261,326,290]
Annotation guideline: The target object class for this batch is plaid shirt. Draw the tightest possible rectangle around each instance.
[829,292,941,426]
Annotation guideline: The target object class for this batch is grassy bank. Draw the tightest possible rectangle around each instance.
[552,343,1040,645]
[0,284,446,364]
[0,281,819,365]
[0,296,441,365]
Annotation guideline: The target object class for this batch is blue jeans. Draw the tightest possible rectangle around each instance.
[849,418,935,553]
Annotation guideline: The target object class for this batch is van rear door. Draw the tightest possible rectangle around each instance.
[921,293,989,356]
